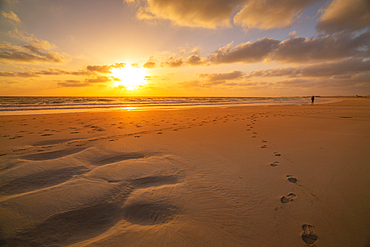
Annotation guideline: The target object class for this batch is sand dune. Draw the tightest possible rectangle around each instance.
[0,98,369,246]
[0,166,89,196]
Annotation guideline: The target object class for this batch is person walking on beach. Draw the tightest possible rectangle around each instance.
[311,96,315,105]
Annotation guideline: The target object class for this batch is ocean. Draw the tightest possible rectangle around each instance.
[0,96,330,116]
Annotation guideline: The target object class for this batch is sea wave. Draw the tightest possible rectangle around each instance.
[0,96,320,115]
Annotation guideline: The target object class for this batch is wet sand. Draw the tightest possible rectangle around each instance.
[0,98,369,246]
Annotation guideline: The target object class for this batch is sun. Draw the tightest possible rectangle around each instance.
[112,64,147,90]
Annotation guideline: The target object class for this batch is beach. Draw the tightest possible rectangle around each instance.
[0,98,369,246]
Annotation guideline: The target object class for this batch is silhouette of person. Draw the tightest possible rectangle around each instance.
[311,96,315,104]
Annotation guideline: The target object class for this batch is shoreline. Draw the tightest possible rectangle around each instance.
[0,97,341,116]
[0,98,369,246]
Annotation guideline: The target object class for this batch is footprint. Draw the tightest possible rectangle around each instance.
[280,192,297,203]
[261,145,267,148]
[270,161,279,167]
[9,135,23,139]
[41,133,53,136]
[287,175,297,183]
[274,152,281,156]
[301,224,318,246]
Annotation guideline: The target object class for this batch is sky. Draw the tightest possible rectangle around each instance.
[0,0,369,97]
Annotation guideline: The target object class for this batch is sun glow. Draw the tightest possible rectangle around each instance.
[112,64,147,90]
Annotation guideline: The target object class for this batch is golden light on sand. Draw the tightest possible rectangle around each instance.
[112,65,147,90]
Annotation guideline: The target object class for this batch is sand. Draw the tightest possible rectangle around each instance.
[0,98,369,247]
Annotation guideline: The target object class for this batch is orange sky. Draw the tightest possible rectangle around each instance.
[0,0,369,97]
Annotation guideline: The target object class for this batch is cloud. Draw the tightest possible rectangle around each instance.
[181,58,370,90]
[191,48,201,55]
[207,31,370,65]
[208,38,280,64]
[185,54,208,66]
[234,0,319,30]
[272,74,370,90]
[197,70,244,82]
[112,63,126,68]
[180,71,244,87]
[35,68,91,76]
[269,31,370,63]
[0,29,66,64]
[8,28,56,50]
[246,58,370,78]
[84,76,111,83]
[180,79,202,87]
[86,65,112,73]
[246,67,300,78]
[0,0,19,3]
[143,61,156,68]
[274,78,314,87]
[161,56,184,67]
[300,58,370,77]
[128,0,368,35]
[86,63,125,73]
[0,68,93,77]
[316,0,370,32]
[34,68,67,76]
[39,68,91,76]
[128,0,322,30]
[288,30,297,38]
[131,0,245,28]
[1,10,21,22]
[0,71,38,77]
[145,30,369,70]
[145,53,207,68]
[58,81,91,87]
[0,43,65,63]
[0,63,128,79]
